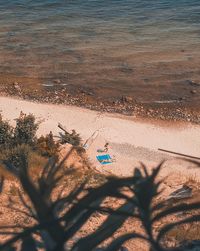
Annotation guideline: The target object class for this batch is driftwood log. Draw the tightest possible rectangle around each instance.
[158,148,200,160]
[58,123,68,133]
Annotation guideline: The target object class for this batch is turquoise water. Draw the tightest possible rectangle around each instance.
[0,0,200,99]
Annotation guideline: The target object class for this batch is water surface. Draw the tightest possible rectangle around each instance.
[0,0,200,101]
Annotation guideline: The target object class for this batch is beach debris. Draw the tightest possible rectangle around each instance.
[97,149,105,153]
[158,148,200,160]
[58,123,68,134]
[153,100,179,104]
[58,123,81,146]
[42,83,54,87]
[96,154,113,165]
[97,142,109,153]
[83,130,99,149]
[168,185,192,200]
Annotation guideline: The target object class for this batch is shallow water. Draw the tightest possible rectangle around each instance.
[0,0,200,100]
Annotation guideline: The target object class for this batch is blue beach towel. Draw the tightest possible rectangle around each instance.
[96,154,112,165]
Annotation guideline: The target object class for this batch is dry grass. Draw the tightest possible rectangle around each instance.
[0,149,48,181]
[167,222,200,242]
[160,176,200,247]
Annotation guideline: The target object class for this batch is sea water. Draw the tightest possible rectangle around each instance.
[0,0,200,99]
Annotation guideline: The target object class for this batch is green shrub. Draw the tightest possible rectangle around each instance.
[0,114,13,149]
[0,145,48,179]
[36,131,60,157]
[1,144,30,174]
[59,129,81,146]
[13,112,39,146]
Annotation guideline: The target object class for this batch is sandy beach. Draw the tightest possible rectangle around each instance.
[0,95,200,181]
[1,95,200,251]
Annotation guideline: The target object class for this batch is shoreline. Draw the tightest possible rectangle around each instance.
[1,95,200,179]
[0,93,191,128]
[0,92,198,127]
[1,79,200,124]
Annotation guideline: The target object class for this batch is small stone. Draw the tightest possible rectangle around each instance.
[13,81,19,88]
[191,89,197,94]
[121,96,134,103]
[13,82,21,93]
[53,79,61,84]
[187,80,200,86]
[126,96,134,102]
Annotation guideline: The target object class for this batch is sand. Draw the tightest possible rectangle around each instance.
[0,96,200,181]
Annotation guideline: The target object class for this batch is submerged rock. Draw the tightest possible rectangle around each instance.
[187,80,200,87]
[121,96,134,103]
[13,82,22,95]
[53,79,61,84]
[191,89,197,94]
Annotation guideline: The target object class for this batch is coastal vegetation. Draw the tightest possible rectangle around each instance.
[0,112,82,157]
[0,112,83,178]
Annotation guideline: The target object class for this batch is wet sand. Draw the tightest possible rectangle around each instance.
[1,73,200,123]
